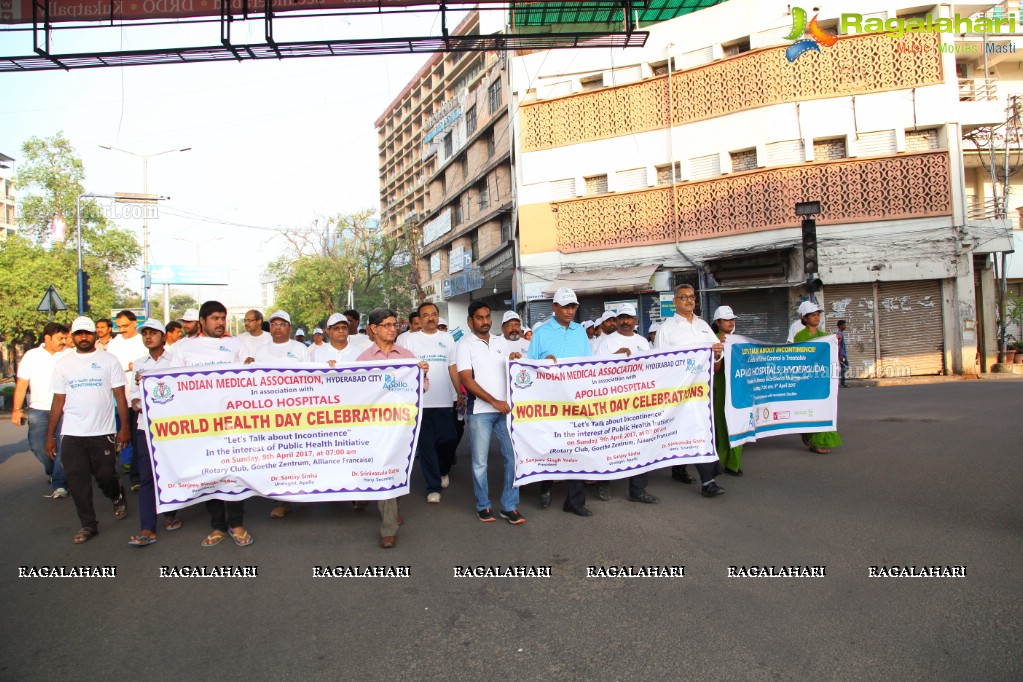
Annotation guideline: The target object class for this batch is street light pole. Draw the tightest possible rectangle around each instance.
[101,145,191,318]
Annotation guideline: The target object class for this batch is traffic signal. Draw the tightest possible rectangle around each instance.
[79,271,91,314]
[801,218,819,275]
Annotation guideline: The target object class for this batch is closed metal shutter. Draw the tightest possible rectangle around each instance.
[823,283,876,379]
[525,300,553,328]
[877,280,945,376]
[719,288,790,343]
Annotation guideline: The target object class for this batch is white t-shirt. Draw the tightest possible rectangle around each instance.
[166,335,244,367]
[503,336,530,355]
[589,337,602,354]
[131,351,175,430]
[397,329,457,408]
[310,343,361,364]
[236,331,273,360]
[596,331,650,357]
[17,345,68,410]
[456,334,511,415]
[346,334,374,353]
[107,332,147,382]
[654,314,718,348]
[254,340,311,364]
[51,350,125,436]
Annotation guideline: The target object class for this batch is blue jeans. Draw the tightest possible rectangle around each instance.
[468,412,519,512]
[27,408,66,490]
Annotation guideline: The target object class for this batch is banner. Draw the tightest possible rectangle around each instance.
[723,336,839,446]
[507,346,717,486]
[140,361,423,512]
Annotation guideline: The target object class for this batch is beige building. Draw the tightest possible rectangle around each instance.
[0,152,14,239]
[376,10,514,329]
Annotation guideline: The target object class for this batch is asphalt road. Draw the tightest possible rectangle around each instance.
[0,380,1021,681]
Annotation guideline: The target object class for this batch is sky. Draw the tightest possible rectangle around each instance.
[0,9,462,309]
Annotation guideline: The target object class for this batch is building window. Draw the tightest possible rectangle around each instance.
[905,129,939,151]
[471,229,479,261]
[488,79,503,115]
[689,154,721,180]
[655,162,681,185]
[616,168,648,192]
[584,174,609,195]
[814,138,848,161]
[430,252,441,274]
[549,178,577,201]
[477,179,489,210]
[465,106,477,137]
[651,60,670,76]
[730,149,758,172]
[443,134,453,158]
[581,74,603,92]
[487,129,496,157]
[459,152,468,180]
[723,38,751,57]
[454,199,463,225]
[500,214,513,243]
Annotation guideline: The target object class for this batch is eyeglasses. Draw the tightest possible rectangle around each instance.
[269,321,289,328]
[675,294,696,301]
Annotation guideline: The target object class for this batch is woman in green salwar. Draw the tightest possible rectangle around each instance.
[793,301,842,454]
[711,306,744,475]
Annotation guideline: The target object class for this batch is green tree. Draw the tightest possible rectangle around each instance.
[270,210,413,332]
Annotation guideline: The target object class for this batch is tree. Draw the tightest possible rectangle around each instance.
[270,209,414,331]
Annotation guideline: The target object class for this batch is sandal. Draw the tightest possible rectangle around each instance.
[810,446,832,454]
[164,517,182,531]
[72,527,97,544]
[129,531,157,547]
[113,492,128,520]
[228,528,253,547]
[201,531,228,547]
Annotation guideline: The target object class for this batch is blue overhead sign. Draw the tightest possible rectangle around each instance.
[149,264,229,285]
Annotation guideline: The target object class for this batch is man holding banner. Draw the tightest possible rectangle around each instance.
[654,284,726,498]
[527,287,593,516]
[358,308,431,549]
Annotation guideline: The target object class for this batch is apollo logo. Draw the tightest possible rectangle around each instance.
[785,7,838,62]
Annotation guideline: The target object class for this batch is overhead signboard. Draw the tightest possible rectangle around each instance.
[149,264,229,286]
[423,208,452,246]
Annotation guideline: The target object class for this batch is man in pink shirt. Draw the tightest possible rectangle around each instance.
[357,307,430,549]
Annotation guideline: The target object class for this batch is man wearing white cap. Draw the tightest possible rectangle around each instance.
[46,317,131,544]
[237,309,271,362]
[311,328,325,348]
[437,318,449,332]
[500,310,530,354]
[647,322,660,344]
[294,328,308,346]
[253,311,311,367]
[528,287,593,516]
[654,284,726,498]
[711,306,745,477]
[311,313,360,365]
[108,310,147,490]
[128,318,181,546]
[594,303,658,504]
[180,309,200,338]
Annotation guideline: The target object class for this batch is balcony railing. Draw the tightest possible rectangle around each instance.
[551,151,953,253]
[959,78,998,102]
[967,196,1005,220]
[520,32,943,153]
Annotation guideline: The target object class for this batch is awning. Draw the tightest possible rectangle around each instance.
[543,265,659,298]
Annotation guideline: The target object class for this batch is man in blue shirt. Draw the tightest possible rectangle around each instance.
[527,287,592,516]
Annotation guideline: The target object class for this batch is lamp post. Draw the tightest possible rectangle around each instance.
[100,145,191,317]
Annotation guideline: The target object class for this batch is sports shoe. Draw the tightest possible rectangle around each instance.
[46,487,69,499]
[441,475,450,489]
[426,492,441,504]
[477,508,496,522]
[500,509,525,525]
[701,481,725,497]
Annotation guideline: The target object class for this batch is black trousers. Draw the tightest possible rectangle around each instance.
[207,499,245,532]
[61,434,123,531]
[673,462,721,484]
[540,480,587,509]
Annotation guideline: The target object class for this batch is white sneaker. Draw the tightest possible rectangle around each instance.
[47,488,69,499]
[440,475,450,489]
[426,492,441,504]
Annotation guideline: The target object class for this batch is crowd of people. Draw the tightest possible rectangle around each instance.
[10,284,842,550]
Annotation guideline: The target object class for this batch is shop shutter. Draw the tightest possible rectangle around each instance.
[823,283,876,378]
[876,280,944,376]
[525,300,553,328]
[719,288,790,343]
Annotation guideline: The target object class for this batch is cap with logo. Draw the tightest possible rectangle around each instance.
[181,308,199,322]
[70,317,96,334]
[582,320,594,329]
[269,310,292,325]
[138,319,166,334]
[501,311,521,325]
[798,301,822,317]
[712,306,738,321]
[615,303,638,318]
[552,287,579,306]
[295,328,306,336]
[313,328,324,335]
[438,318,448,327]
[326,313,348,328]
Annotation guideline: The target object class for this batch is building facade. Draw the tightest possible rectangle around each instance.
[510,0,1015,376]
[0,152,15,240]
[376,10,515,330]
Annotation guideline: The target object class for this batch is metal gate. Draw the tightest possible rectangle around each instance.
[718,288,791,343]
[823,283,876,379]
[876,280,944,376]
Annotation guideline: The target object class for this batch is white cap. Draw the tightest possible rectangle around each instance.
[438,318,448,327]
[712,306,738,321]
[615,303,637,318]
[181,308,199,322]
[582,320,594,329]
[598,311,614,324]
[502,311,521,324]
[313,328,323,335]
[523,326,531,333]
[295,328,306,336]
[269,310,291,325]
[798,301,822,317]
[649,322,660,333]
[70,316,96,334]
[326,313,348,328]
[552,287,578,306]
[138,318,166,334]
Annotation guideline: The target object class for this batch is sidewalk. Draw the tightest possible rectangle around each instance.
[848,371,1023,387]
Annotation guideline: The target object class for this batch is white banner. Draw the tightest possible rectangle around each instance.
[140,362,423,512]
[723,336,839,446]
[507,346,717,486]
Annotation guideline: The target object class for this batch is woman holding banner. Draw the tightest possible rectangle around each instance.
[793,302,842,454]
[711,307,745,476]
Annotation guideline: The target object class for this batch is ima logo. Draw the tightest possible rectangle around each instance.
[785,7,838,62]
